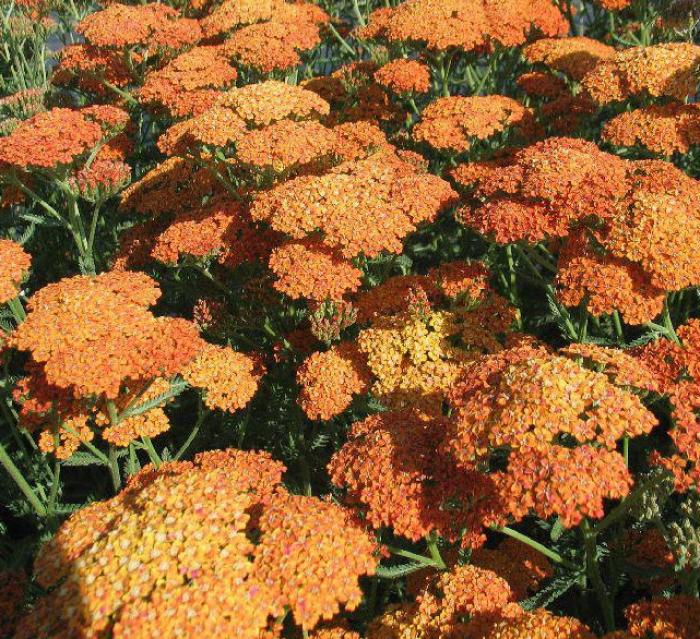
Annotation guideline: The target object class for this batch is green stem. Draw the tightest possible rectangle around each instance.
[612,311,624,343]
[661,300,680,345]
[493,525,576,570]
[108,446,122,492]
[0,440,47,517]
[426,533,447,569]
[385,545,442,568]
[327,22,357,57]
[6,296,26,323]
[174,404,206,461]
[582,520,615,632]
[141,436,162,468]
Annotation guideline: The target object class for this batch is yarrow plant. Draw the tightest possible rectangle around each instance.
[2,0,700,637]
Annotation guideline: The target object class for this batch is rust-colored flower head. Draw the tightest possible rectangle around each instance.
[222,17,321,73]
[582,43,700,104]
[52,44,134,95]
[0,106,126,170]
[516,71,567,99]
[252,150,456,258]
[139,46,239,118]
[596,0,632,9]
[234,119,338,172]
[251,491,378,630]
[182,343,262,413]
[361,0,566,53]
[329,410,503,544]
[297,342,369,420]
[15,451,286,639]
[556,230,666,325]
[602,103,700,156]
[496,444,632,527]
[69,158,132,202]
[523,36,615,81]
[149,196,250,264]
[0,88,45,120]
[269,239,362,302]
[0,239,31,304]
[120,157,222,218]
[413,95,539,154]
[374,59,431,94]
[76,2,201,50]
[471,538,553,600]
[216,80,331,127]
[200,0,278,37]
[625,595,700,638]
[444,347,657,463]
[481,609,596,639]
[9,271,204,399]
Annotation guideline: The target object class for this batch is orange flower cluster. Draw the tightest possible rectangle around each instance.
[119,157,222,218]
[481,609,596,639]
[234,119,338,172]
[269,239,363,301]
[374,59,431,94]
[16,450,377,637]
[0,239,31,304]
[182,343,262,413]
[368,565,522,639]
[76,2,201,50]
[444,347,657,462]
[329,410,503,544]
[625,595,700,638]
[251,150,457,258]
[523,36,615,81]
[138,46,239,118]
[496,444,632,527]
[471,538,553,600]
[582,43,700,104]
[221,7,325,74]
[252,492,377,629]
[0,105,127,169]
[413,95,539,153]
[9,271,204,399]
[53,44,134,95]
[602,102,700,155]
[217,80,331,127]
[359,0,567,52]
[297,343,369,420]
[453,138,700,322]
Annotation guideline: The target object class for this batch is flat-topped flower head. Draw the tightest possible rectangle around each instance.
[16,451,285,639]
[216,81,330,127]
[0,106,127,170]
[0,239,31,304]
[361,0,566,53]
[9,271,204,399]
[445,348,657,461]
[182,343,262,413]
[251,492,378,630]
[582,43,700,104]
[139,46,239,118]
[374,59,431,94]
[297,343,370,420]
[413,95,539,154]
[251,150,456,258]
[523,36,615,81]
[76,2,201,50]
[268,239,363,302]
[625,595,700,639]
[481,609,596,639]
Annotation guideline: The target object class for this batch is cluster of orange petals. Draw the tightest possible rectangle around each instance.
[413,95,539,153]
[0,239,31,304]
[359,0,567,52]
[452,137,700,323]
[374,59,431,94]
[15,450,377,638]
[9,271,203,398]
[0,105,127,169]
